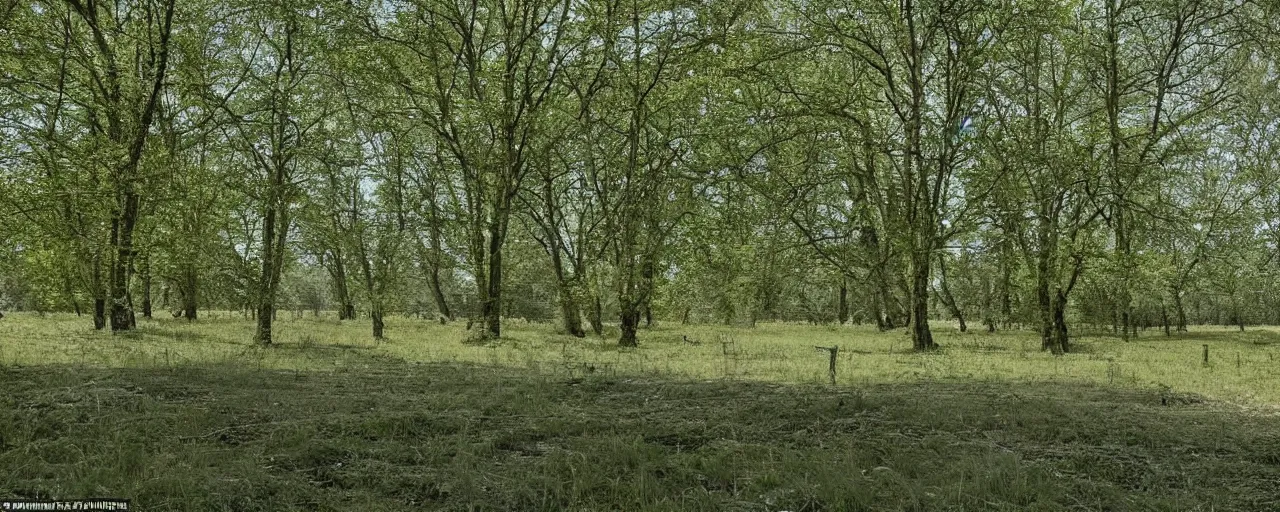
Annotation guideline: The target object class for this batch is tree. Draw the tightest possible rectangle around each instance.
[215,1,331,345]
[361,0,573,339]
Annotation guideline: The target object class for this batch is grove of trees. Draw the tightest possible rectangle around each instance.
[2,0,1278,353]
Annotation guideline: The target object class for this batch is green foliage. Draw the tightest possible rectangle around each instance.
[1,0,1278,348]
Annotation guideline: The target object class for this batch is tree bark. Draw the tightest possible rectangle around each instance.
[254,153,291,345]
[415,225,452,324]
[327,248,355,320]
[909,249,935,350]
[482,217,506,339]
[982,273,996,332]
[428,261,451,324]
[93,298,106,330]
[357,240,383,340]
[140,254,152,319]
[108,189,139,332]
[641,260,655,328]
[999,243,1013,329]
[371,307,384,338]
[255,199,281,345]
[863,227,893,331]
[1236,302,1245,332]
[1046,288,1070,354]
[558,283,585,337]
[181,266,198,321]
[619,302,640,347]
[92,256,106,329]
[838,278,850,325]
[1037,250,1053,349]
[422,183,453,324]
[544,217,584,337]
[1172,286,1188,332]
[589,294,604,335]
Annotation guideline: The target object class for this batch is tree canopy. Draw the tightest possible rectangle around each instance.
[2,0,1278,351]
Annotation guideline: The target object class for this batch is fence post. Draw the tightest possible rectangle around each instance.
[815,346,839,385]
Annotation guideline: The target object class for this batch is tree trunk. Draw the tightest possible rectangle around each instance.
[428,261,451,324]
[108,204,138,332]
[94,298,106,330]
[95,0,173,333]
[838,278,850,325]
[372,306,384,339]
[1037,253,1053,350]
[993,245,1013,330]
[865,227,893,331]
[1172,286,1187,332]
[641,261,655,328]
[559,288,585,337]
[619,303,639,347]
[92,256,106,329]
[545,223,584,337]
[329,248,355,321]
[182,267,198,321]
[482,220,505,339]
[419,181,452,324]
[982,274,996,333]
[1046,288,1070,354]
[1121,307,1132,340]
[589,294,604,335]
[357,240,383,340]
[872,294,887,330]
[140,255,152,318]
[255,172,289,345]
[126,291,137,328]
[909,250,935,350]
[256,301,274,345]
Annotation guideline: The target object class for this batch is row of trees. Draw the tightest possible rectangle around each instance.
[2,0,1278,352]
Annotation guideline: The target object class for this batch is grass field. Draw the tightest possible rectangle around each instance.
[2,313,1279,510]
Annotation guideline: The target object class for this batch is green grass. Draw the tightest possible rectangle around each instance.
[2,313,1279,510]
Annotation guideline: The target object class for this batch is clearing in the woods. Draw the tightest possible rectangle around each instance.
[1,313,1278,511]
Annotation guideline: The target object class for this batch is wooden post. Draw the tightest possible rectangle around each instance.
[720,335,737,379]
[815,346,839,385]
[1202,344,1209,366]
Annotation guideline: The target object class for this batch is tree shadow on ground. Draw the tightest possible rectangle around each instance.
[1,362,1277,511]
